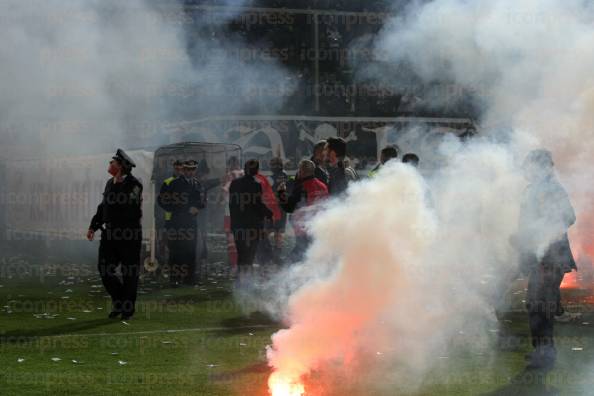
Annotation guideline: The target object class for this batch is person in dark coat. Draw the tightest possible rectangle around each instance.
[311,140,329,186]
[268,157,289,262]
[229,159,273,281]
[159,160,204,286]
[513,149,577,369]
[87,149,143,320]
[277,160,328,261]
[324,137,358,195]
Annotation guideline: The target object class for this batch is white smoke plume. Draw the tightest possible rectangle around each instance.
[372,0,594,260]
[0,0,190,156]
[265,0,594,394]
[0,0,292,158]
[265,145,523,394]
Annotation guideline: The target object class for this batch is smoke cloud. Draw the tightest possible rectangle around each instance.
[265,0,594,394]
[0,0,293,158]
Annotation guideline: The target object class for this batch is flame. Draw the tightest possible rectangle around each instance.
[268,372,305,396]
[560,271,579,289]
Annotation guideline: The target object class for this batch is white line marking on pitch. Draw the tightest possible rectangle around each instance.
[22,325,277,339]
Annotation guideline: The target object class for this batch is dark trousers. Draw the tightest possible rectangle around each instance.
[168,227,197,285]
[233,228,261,272]
[290,235,311,262]
[526,262,564,352]
[98,236,141,316]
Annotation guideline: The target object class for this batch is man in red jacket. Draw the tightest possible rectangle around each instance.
[277,159,329,262]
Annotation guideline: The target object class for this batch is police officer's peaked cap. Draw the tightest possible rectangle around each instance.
[183,160,198,168]
[113,149,136,168]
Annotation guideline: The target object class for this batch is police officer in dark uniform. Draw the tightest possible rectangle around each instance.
[87,149,143,320]
[159,160,204,286]
[157,159,183,276]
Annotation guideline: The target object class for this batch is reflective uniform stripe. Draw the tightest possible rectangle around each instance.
[163,176,176,221]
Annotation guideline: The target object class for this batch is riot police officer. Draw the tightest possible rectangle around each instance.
[87,149,143,320]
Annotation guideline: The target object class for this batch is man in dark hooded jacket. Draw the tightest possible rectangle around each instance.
[323,137,358,195]
[513,149,577,369]
[229,159,273,281]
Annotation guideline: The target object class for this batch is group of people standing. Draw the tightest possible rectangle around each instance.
[85,141,419,319]
[227,137,360,278]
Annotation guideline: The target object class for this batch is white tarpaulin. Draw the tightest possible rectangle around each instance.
[4,150,154,242]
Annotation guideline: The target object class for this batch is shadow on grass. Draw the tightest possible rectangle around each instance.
[482,368,560,396]
[209,361,270,382]
[0,318,115,344]
[212,312,280,336]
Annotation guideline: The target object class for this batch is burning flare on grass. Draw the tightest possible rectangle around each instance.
[266,163,440,394]
[268,372,305,396]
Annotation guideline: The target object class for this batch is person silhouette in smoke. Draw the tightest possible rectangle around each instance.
[368,145,399,177]
[512,149,577,369]
[402,153,420,167]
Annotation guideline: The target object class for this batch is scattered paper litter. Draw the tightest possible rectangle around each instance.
[51,357,61,362]
[118,360,128,365]
[17,358,25,363]
[121,321,130,326]
[239,343,247,346]
[67,317,77,321]
[111,352,119,355]
[161,341,173,344]
[572,347,584,351]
